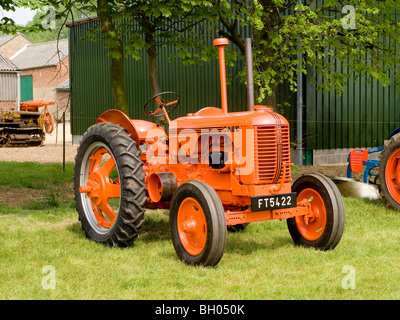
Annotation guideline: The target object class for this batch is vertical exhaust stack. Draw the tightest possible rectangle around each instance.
[245,38,255,111]
[213,38,229,114]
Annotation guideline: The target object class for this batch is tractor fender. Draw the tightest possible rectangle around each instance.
[96,109,140,147]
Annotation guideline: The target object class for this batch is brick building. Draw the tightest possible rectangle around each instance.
[11,39,70,119]
[0,33,32,59]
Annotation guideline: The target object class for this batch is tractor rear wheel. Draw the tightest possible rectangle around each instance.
[74,122,147,247]
[169,180,227,267]
[287,174,345,250]
[377,133,400,210]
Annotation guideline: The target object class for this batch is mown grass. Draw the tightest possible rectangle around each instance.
[0,162,74,189]
[1,162,400,300]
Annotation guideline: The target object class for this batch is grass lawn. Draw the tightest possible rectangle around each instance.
[0,162,400,300]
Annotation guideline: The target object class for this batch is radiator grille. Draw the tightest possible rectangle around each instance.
[254,125,291,183]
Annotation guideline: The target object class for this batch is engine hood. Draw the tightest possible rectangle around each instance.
[170,106,289,132]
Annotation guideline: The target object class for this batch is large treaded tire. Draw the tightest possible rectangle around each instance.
[74,122,147,247]
[376,133,400,211]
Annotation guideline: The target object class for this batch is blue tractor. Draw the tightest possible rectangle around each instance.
[347,127,400,210]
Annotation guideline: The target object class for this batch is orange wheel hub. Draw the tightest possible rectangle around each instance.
[79,147,120,229]
[44,112,54,134]
[177,197,207,256]
[295,188,327,241]
[385,149,400,204]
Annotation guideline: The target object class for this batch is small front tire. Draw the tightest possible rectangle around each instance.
[169,180,227,267]
[287,174,345,250]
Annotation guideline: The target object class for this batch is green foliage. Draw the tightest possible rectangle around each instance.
[216,0,400,104]
[3,0,399,108]
[22,5,94,43]
[81,0,217,66]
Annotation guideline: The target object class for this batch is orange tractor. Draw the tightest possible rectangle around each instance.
[74,38,345,266]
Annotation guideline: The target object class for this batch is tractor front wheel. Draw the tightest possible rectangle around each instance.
[74,122,147,247]
[287,174,345,250]
[377,133,400,210]
[169,180,227,267]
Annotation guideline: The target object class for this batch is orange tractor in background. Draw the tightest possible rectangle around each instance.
[74,38,345,267]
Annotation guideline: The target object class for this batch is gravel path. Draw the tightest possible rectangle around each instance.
[0,145,78,164]
[0,121,78,164]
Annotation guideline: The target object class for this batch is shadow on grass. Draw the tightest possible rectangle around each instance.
[65,211,172,244]
[64,210,295,258]
[225,233,293,256]
[139,214,171,243]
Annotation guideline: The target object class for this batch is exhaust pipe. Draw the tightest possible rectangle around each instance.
[245,38,255,111]
[213,38,229,114]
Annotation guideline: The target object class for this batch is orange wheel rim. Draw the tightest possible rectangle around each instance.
[79,146,120,231]
[385,149,400,204]
[177,197,207,256]
[44,113,54,134]
[295,188,327,241]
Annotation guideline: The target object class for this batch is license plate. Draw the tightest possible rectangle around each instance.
[251,193,297,212]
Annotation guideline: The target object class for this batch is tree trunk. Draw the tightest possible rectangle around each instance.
[253,25,278,109]
[97,0,130,116]
[144,32,168,128]
[145,33,161,95]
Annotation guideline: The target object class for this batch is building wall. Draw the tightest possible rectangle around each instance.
[20,57,69,119]
[21,57,69,89]
[0,34,32,59]
[0,101,18,110]
[68,20,252,137]
[0,72,19,111]
[68,19,399,166]
[55,90,70,118]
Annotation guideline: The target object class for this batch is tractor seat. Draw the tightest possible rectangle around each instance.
[347,148,383,183]
[349,149,369,174]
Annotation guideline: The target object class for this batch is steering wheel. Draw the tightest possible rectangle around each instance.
[143,91,181,118]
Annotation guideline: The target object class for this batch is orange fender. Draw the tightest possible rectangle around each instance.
[97,109,140,147]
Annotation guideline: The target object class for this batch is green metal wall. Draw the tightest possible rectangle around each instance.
[69,20,251,136]
[305,62,400,151]
[69,17,400,156]
[303,2,400,151]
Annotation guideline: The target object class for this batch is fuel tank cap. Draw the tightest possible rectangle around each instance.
[251,105,273,112]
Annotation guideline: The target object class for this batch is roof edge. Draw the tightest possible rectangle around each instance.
[66,16,99,27]
[0,51,20,72]
[0,32,32,46]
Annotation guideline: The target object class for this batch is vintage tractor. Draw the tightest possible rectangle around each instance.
[347,128,400,210]
[0,100,55,147]
[74,38,345,267]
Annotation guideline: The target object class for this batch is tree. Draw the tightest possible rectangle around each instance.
[2,1,216,117]
[215,0,400,108]
[86,0,215,116]
[23,5,94,43]
[31,0,214,117]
